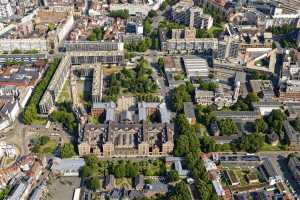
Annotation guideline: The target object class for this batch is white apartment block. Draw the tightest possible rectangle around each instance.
[0,38,48,51]
[0,0,13,19]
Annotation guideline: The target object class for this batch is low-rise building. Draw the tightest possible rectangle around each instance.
[183,57,209,79]
[258,158,283,185]
[284,120,300,150]
[183,102,196,124]
[104,175,115,191]
[250,80,274,100]
[288,155,300,184]
[134,175,144,190]
[51,158,85,176]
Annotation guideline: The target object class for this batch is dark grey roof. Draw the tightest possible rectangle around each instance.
[183,102,195,118]
[261,158,279,178]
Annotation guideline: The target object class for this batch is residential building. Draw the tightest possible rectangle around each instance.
[258,158,283,185]
[64,41,124,52]
[104,175,115,191]
[284,120,300,150]
[288,156,300,184]
[0,0,13,19]
[39,51,124,114]
[217,154,263,167]
[69,51,124,65]
[171,2,213,29]
[91,68,103,103]
[134,175,144,190]
[39,56,71,114]
[160,28,218,53]
[215,37,240,60]
[0,9,74,51]
[215,111,261,122]
[250,80,275,100]
[0,53,47,66]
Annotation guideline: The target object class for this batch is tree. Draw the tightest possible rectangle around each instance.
[267,109,286,134]
[217,119,238,135]
[11,49,22,54]
[113,162,126,178]
[87,32,97,41]
[168,182,192,200]
[174,135,190,156]
[170,84,192,112]
[237,133,264,153]
[60,144,76,158]
[109,9,129,19]
[84,155,98,169]
[200,136,218,153]
[40,136,49,145]
[81,165,93,177]
[195,179,211,200]
[167,170,179,182]
[254,118,268,133]
[292,118,300,132]
[87,177,100,191]
[50,109,77,134]
[126,162,138,178]
[0,186,11,200]
[143,19,152,36]
[245,92,259,104]
[148,10,158,18]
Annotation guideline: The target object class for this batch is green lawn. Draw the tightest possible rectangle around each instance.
[260,143,283,151]
[32,118,47,125]
[57,79,71,103]
[39,140,58,154]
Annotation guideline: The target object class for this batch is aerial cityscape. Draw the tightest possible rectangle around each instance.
[0,0,299,199]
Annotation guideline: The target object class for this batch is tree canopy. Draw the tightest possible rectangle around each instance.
[254,118,268,133]
[170,83,193,112]
[236,133,264,153]
[104,59,157,101]
[60,143,76,158]
[217,118,238,135]
[23,58,59,124]
[109,9,129,19]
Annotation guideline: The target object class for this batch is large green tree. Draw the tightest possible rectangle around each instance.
[254,118,268,133]
[218,119,238,135]
[60,144,76,158]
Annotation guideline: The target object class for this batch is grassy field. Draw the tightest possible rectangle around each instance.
[39,140,58,154]
[57,79,71,103]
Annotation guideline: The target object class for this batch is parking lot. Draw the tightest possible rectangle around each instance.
[46,176,81,200]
